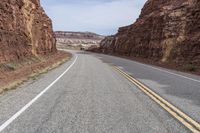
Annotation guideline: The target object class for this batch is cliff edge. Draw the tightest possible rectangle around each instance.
[0,0,70,93]
[0,0,57,63]
[99,0,200,67]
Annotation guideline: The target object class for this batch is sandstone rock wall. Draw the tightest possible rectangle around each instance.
[0,0,56,63]
[100,0,200,65]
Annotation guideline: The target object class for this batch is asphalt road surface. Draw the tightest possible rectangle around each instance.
[92,52,200,123]
[1,50,199,133]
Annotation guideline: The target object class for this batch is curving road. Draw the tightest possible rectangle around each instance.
[0,50,199,133]
[92,52,200,123]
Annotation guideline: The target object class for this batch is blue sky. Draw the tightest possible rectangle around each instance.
[41,0,147,35]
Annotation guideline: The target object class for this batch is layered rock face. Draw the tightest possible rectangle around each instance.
[0,0,56,63]
[100,0,200,65]
[55,31,104,50]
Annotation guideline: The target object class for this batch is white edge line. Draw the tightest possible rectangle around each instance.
[102,54,200,83]
[112,55,200,83]
[135,62,200,83]
[139,64,200,83]
[0,55,78,132]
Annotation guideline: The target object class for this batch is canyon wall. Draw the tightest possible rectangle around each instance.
[55,31,104,50]
[100,0,200,65]
[0,0,56,63]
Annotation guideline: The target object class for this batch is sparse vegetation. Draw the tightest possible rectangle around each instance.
[183,64,197,72]
[0,64,3,69]
[5,63,17,70]
[0,63,18,71]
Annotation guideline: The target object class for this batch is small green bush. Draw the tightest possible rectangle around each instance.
[183,64,197,72]
[0,64,3,68]
[4,63,17,71]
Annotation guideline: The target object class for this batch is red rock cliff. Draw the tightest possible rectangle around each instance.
[0,0,57,63]
[100,0,200,65]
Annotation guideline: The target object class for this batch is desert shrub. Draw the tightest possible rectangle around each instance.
[183,64,197,72]
[4,63,17,71]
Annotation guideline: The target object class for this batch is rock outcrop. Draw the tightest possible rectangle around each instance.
[100,0,200,65]
[0,0,56,63]
[55,31,104,50]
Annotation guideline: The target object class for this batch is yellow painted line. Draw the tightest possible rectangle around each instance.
[112,66,200,133]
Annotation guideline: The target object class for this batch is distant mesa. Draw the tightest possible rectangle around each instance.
[55,31,105,50]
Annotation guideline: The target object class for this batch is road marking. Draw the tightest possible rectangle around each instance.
[0,55,78,132]
[98,53,200,83]
[118,66,124,69]
[129,60,200,83]
[113,66,200,133]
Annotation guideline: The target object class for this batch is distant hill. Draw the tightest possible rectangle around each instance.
[55,31,104,50]
[55,31,104,40]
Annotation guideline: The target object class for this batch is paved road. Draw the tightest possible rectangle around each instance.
[92,52,200,123]
[0,51,192,132]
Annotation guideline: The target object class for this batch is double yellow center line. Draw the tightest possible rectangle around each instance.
[113,66,200,133]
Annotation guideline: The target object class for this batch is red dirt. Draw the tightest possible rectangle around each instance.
[0,51,71,93]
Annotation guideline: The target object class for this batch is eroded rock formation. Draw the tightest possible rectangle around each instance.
[55,31,104,50]
[100,0,200,65]
[0,0,56,63]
